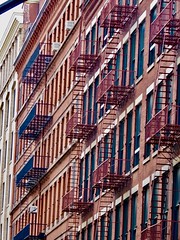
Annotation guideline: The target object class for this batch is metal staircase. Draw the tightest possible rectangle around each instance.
[143,1,180,239]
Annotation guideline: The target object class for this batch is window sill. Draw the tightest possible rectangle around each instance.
[135,75,143,85]
[132,165,139,173]
[152,150,158,158]
[147,63,155,73]
[143,156,150,165]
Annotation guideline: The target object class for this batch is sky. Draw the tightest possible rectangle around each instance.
[0,0,23,43]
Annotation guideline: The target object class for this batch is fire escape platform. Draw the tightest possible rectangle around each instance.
[97,70,134,105]
[66,112,97,139]
[16,156,47,189]
[62,188,93,213]
[93,159,131,189]
[150,1,180,46]
[145,105,180,145]
[13,223,46,240]
[22,43,52,84]
[69,40,98,73]
[18,103,52,140]
[100,0,137,28]
[141,220,180,240]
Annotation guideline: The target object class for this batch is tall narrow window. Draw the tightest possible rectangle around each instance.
[137,20,145,78]
[79,159,84,198]
[82,92,87,124]
[119,119,125,174]
[122,198,129,240]
[88,84,93,124]
[115,204,121,240]
[89,147,95,201]
[126,111,133,172]
[115,50,121,85]
[93,76,99,124]
[84,153,89,202]
[87,223,92,240]
[148,6,157,66]
[172,165,180,238]
[131,193,137,240]
[142,185,149,230]
[134,104,141,166]
[107,211,113,240]
[91,24,96,54]
[129,31,136,85]
[145,91,153,158]
[122,42,128,86]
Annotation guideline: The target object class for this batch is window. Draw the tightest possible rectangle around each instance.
[142,185,149,230]
[0,106,4,136]
[84,153,89,202]
[172,165,180,238]
[131,193,137,240]
[126,111,133,172]
[5,98,9,128]
[115,50,121,85]
[129,31,136,85]
[101,215,105,240]
[93,76,99,124]
[144,91,153,158]
[89,147,95,201]
[122,41,128,86]
[119,119,125,174]
[8,175,11,204]
[79,159,83,198]
[88,84,93,124]
[134,104,141,166]
[82,92,87,124]
[10,132,14,161]
[115,204,121,240]
[148,6,157,66]
[107,211,113,240]
[122,198,129,240]
[4,141,7,169]
[82,228,86,240]
[1,182,5,210]
[137,20,145,78]
[87,223,92,240]
[91,24,96,54]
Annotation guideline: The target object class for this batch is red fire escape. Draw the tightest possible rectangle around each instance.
[66,39,97,140]
[97,0,137,107]
[143,1,180,239]
[93,121,131,239]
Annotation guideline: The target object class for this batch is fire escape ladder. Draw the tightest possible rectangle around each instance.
[97,26,134,107]
[94,189,114,240]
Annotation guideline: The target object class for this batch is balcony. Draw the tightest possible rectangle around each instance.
[92,159,131,189]
[18,103,52,140]
[69,40,98,73]
[141,220,180,240]
[145,105,180,145]
[62,187,93,213]
[13,223,46,240]
[150,1,180,45]
[100,0,137,28]
[97,70,134,106]
[66,111,96,140]
[16,155,48,189]
[22,43,52,84]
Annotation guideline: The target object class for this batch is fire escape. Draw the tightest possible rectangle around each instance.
[14,43,53,240]
[20,43,52,107]
[142,1,180,239]
[63,9,99,237]
[91,2,137,238]
[97,0,137,107]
